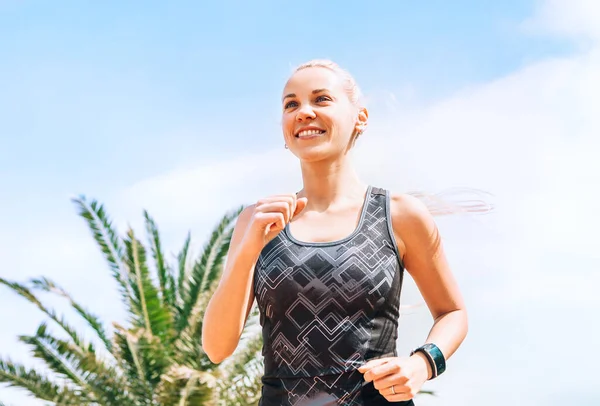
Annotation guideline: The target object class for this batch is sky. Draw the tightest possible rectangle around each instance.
[1,0,599,405]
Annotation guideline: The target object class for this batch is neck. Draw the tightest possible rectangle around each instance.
[298,156,367,211]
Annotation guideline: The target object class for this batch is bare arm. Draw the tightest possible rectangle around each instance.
[357,193,469,400]
[202,194,308,364]
[202,206,259,364]
[391,193,468,369]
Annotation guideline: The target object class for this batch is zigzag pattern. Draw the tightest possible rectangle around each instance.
[254,186,407,405]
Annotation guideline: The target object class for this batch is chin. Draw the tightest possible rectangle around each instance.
[293,144,343,163]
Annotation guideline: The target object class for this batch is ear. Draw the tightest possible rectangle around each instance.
[355,106,369,134]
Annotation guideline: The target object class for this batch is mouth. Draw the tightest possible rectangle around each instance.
[295,128,326,139]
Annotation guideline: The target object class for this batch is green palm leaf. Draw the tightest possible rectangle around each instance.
[28,323,133,405]
[176,207,242,334]
[171,292,214,371]
[0,358,85,405]
[216,331,263,406]
[0,278,90,354]
[144,210,176,310]
[28,276,113,353]
[176,231,193,307]
[123,228,173,341]
[155,365,216,406]
[19,330,91,398]
[1,196,262,406]
[71,196,134,308]
[112,325,154,403]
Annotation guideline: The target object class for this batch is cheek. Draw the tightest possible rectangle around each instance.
[282,114,295,135]
[329,113,355,139]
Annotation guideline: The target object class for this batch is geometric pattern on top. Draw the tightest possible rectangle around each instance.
[254,186,411,405]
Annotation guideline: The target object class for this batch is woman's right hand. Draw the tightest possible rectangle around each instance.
[242,194,308,252]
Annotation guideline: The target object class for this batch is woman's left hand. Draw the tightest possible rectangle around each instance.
[358,354,432,402]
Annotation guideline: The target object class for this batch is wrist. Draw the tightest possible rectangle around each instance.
[239,234,265,258]
[410,343,446,380]
[410,351,433,380]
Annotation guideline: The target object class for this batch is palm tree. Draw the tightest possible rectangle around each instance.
[0,196,263,405]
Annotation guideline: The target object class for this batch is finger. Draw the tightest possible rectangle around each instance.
[257,195,296,212]
[382,387,416,403]
[255,202,293,224]
[383,393,415,402]
[357,358,391,373]
[365,361,401,382]
[260,195,298,222]
[254,212,285,233]
[293,197,308,218]
[256,196,296,211]
[372,374,408,390]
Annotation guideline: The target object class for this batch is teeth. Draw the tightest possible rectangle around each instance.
[297,129,324,137]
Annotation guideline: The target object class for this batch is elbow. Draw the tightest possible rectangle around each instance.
[205,349,227,365]
[202,341,234,364]
[201,326,235,364]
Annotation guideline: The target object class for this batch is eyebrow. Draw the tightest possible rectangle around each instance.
[282,88,330,101]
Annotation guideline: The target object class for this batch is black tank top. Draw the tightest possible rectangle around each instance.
[254,186,414,405]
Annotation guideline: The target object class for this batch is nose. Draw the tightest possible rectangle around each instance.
[296,104,316,122]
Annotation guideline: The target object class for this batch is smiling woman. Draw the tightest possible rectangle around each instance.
[202,59,491,405]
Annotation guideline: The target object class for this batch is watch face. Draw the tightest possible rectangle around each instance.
[419,343,446,377]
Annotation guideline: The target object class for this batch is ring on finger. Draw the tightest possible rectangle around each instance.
[391,385,396,395]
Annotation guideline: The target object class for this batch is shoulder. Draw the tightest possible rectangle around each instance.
[389,192,435,229]
[239,204,257,220]
[231,204,256,235]
[388,192,439,256]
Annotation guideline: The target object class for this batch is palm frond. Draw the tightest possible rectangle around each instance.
[216,331,263,406]
[113,324,172,399]
[123,228,173,340]
[2,199,265,405]
[176,207,242,333]
[0,358,86,404]
[171,301,214,371]
[176,231,193,306]
[28,276,113,353]
[112,325,154,403]
[0,278,90,353]
[19,328,91,397]
[71,196,133,306]
[144,210,176,310]
[155,365,216,406]
[30,323,134,405]
[197,206,243,294]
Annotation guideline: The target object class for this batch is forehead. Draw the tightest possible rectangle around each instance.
[283,67,344,97]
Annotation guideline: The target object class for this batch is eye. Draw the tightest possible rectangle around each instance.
[284,100,298,109]
[315,95,331,103]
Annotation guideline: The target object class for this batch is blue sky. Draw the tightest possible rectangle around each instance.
[1,0,568,182]
[0,0,570,227]
[2,1,599,405]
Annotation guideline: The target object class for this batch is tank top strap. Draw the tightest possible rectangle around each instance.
[361,185,404,270]
[359,185,388,230]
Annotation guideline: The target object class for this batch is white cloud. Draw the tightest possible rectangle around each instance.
[523,0,600,43]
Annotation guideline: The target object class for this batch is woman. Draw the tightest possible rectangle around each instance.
[203,60,469,405]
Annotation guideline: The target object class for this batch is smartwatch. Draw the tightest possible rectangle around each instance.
[410,343,446,380]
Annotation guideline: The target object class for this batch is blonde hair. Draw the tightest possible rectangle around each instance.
[294,59,363,107]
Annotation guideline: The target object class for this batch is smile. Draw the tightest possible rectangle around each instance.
[296,129,326,138]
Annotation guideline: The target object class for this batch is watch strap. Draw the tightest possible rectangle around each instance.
[410,343,446,379]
